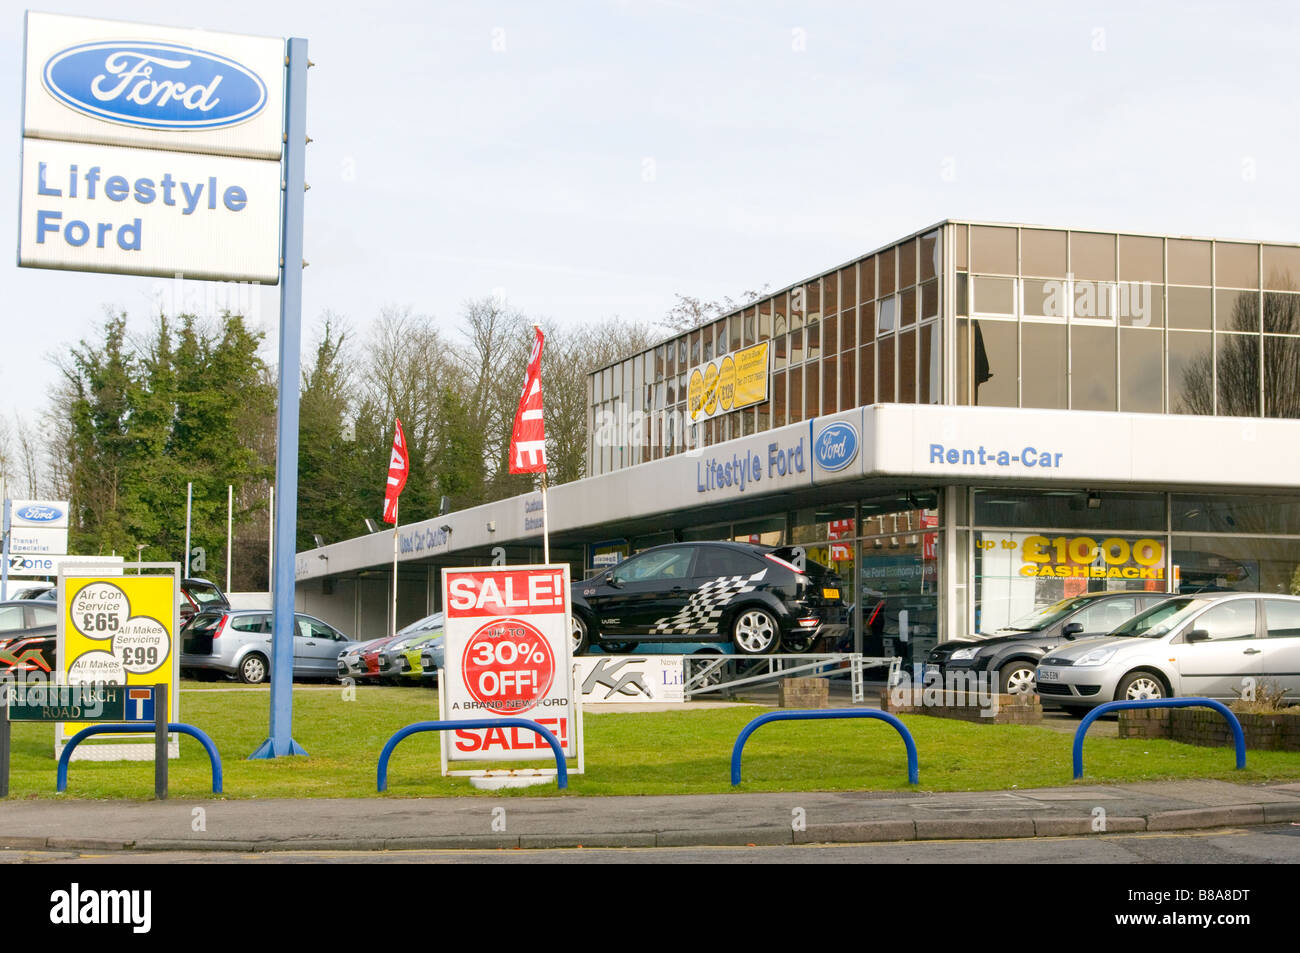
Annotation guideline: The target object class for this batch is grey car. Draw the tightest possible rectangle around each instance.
[1036,592,1300,712]
[180,609,360,683]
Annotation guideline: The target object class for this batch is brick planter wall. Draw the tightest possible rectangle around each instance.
[1118,707,1300,751]
[879,689,1042,725]
[778,677,829,709]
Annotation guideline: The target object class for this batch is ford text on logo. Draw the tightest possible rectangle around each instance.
[43,42,268,130]
[16,504,64,522]
[815,422,858,471]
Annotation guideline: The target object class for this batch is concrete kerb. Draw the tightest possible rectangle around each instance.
[5,800,1300,853]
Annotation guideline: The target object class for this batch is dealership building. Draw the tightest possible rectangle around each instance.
[295,220,1300,662]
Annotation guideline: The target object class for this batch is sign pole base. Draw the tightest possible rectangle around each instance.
[248,737,308,759]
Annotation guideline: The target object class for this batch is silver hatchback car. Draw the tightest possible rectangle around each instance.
[180,609,360,683]
[1036,592,1300,712]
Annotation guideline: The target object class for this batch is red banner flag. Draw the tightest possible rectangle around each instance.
[509,327,548,474]
[382,418,409,524]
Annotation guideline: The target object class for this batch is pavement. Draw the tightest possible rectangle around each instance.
[3,780,1300,853]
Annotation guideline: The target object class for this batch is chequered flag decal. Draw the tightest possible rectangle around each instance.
[647,569,768,635]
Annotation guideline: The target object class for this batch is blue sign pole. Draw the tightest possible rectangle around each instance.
[250,36,310,759]
[1,498,10,602]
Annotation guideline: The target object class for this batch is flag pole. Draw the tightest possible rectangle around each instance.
[391,497,399,638]
[541,472,550,564]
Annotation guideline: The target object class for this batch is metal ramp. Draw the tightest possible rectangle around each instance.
[682,653,898,703]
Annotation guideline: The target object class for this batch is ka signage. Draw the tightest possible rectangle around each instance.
[17,12,286,283]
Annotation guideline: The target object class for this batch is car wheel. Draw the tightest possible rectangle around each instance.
[601,641,640,654]
[998,661,1038,696]
[1116,671,1166,702]
[691,649,728,688]
[782,634,813,653]
[732,608,780,655]
[239,653,268,685]
[572,614,592,656]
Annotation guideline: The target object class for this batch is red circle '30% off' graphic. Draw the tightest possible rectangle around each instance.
[462,619,556,715]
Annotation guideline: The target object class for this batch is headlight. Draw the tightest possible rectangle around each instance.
[1074,646,1118,667]
[949,646,982,661]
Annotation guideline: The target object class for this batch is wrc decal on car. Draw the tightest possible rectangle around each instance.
[647,570,767,635]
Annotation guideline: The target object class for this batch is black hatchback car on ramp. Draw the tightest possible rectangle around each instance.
[571,541,848,655]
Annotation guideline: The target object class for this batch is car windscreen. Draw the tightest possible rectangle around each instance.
[1107,597,1208,639]
[1004,595,1097,632]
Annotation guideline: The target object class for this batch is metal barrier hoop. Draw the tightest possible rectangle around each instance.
[57,723,223,794]
[731,708,919,786]
[377,718,569,791]
[1072,697,1247,780]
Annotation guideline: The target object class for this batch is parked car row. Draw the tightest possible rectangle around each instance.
[927,590,1300,714]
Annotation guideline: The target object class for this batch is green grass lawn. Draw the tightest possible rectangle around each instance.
[5,682,1299,800]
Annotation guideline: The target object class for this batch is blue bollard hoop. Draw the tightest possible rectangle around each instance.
[731,708,919,786]
[57,723,223,794]
[1072,697,1247,780]
[377,718,569,792]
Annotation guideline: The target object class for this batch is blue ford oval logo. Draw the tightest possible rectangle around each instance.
[16,504,64,522]
[815,422,858,472]
[42,42,268,130]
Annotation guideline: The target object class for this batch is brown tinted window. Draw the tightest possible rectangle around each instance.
[1263,245,1300,291]
[1168,331,1213,414]
[859,301,875,339]
[1216,334,1260,417]
[919,323,940,403]
[879,247,896,296]
[921,280,939,320]
[1218,289,1260,333]
[758,298,772,340]
[841,307,857,349]
[839,351,855,411]
[805,366,820,418]
[839,265,858,308]
[858,343,876,405]
[971,225,1017,274]
[788,366,804,423]
[1265,336,1300,417]
[772,370,787,426]
[957,320,971,405]
[955,224,968,270]
[822,358,837,413]
[898,329,917,403]
[822,274,838,315]
[860,256,876,301]
[806,281,821,324]
[1119,235,1164,283]
[973,320,1017,407]
[1022,228,1067,276]
[1120,328,1164,413]
[1021,323,1067,409]
[1168,239,1212,285]
[1264,292,1300,334]
[1071,325,1117,411]
[1216,242,1259,288]
[919,231,939,282]
[899,239,917,289]
[1070,232,1116,281]
[1168,286,1212,330]
[878,336,896,402]
[973,277,1015,314]
[805,322,821,362]
[822,314,838,356]
[901,287,917,327]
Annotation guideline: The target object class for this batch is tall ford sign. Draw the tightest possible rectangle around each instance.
[18,12,286,282]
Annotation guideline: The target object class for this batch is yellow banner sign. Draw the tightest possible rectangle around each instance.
[688,342,769,421]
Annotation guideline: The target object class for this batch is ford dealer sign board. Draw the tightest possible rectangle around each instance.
[18,12,285,283]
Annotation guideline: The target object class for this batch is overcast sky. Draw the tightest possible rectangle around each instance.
[4,0,1299,425]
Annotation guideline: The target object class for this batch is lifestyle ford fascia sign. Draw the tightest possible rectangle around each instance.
[42,41,269,132]
[22,12,286,160]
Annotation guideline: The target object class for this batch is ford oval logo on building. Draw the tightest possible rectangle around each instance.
[815,421,859,472]
[42,41,268,130]
[16,504,65,523]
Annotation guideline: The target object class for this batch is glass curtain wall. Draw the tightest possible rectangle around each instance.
[952,224,1300,420]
